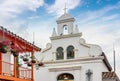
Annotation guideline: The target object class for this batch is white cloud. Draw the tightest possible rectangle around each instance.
[47,0,81,16]
[25,18,56,48]
[77,4,120,24]
[0,0,44,24]
[0,0,44,43]
[28,16,40,19]
[96,0,101,4]
[100,14,118,21]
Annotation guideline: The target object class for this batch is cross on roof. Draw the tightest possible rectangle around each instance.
[63,3,68,14]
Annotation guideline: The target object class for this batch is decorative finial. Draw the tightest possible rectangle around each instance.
[52,28,57,37]
[74,24,79,33]
[63,3,68,14]
[33,32,35,44]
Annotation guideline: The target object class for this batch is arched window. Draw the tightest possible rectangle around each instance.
[56,47,64,60]
[63,25,68,35]
[57,73,74,81]
[67,45,74,59]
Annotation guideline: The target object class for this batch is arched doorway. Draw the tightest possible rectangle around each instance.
[57,73,74,81]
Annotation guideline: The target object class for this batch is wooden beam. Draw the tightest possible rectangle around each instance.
[31,51,34,81]
[14,57,17,78]
[0,74,32,81]
[0,29,41,52]
[0,52,2,75]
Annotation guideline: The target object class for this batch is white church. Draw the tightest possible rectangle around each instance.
[34,12,119,81]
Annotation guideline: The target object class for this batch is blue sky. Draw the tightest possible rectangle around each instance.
[0,0,120,77]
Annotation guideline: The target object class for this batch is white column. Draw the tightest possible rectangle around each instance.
[52,52,56,61]
[74,70,81,81]
[74,49,78,58]
[64,50,67,60]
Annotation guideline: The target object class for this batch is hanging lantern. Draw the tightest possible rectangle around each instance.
[23,58,29,62]
[38,62,44,66]
[20,54,29,62]
[27,62,32,67]
[0,46,8,53]
[12,51,18,57]
[0,40,11,53]
[31,59,36,63]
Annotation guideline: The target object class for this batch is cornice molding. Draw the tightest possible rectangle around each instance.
[49,65,81,72]
[44,56,104,64]
[56,18,75,24]
[50,33,82,40]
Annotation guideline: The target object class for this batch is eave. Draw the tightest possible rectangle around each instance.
[0,26,41,53]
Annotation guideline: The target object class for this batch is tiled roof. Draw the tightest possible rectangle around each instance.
[102,72,118,79]
[0,26,41,52]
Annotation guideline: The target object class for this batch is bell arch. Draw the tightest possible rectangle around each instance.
[63,25,68,35]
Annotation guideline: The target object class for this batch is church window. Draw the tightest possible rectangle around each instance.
[56,47,64,60]
[86,69,93,81]
[67,45,74,59]
[57,73,74,81]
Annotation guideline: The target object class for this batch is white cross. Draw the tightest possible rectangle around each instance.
[63,3,68,14]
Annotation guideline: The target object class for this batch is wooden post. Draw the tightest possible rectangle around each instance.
[0,52,2,75]
[14,57,17,78]
[31,51,34,81]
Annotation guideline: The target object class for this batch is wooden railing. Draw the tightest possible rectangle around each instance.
[0,60,32,80]
[0,60,14,76]
[58,80,74,81]
[18,66,32,80]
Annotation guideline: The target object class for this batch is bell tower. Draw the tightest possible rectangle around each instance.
[51,6,79,37]
[56,13,75,36]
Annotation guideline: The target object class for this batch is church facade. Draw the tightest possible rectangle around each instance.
[34,13,119,81]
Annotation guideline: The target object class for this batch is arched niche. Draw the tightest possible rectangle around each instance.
[63,25,68,35]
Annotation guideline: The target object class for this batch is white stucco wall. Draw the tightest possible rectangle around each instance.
[41,34,102,61]
[34,58,108,81]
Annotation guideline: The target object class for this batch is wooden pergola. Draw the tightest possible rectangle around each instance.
[0,26,41,81]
